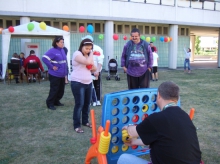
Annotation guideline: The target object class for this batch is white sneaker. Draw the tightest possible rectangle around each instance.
[93,102,97,106]
[97,101,101,106]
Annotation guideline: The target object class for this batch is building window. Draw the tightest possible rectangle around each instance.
[114,24,116,33]
[181,28,185,36]
[186,28,189,36]
[95,23,101,33]
[16,20,20,26]
[145,26,150,34]
[117,25,122,33]
[44,21,51,26]
[71,22,77,31]
[6,20,13,28]
[138,25,143,34]
[87,23,93,27]
[103,24,105,33]
[125,25,130,33]
[0,19,3,27]
[163,27,168,35]
[62,22,68,26]
[54,22,60,29]
[157,26,162,35]
[131,25,136,30]
[151,26,156,34]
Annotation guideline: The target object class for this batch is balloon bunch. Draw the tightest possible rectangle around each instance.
[160,36,172,42]
[139,36,156,43]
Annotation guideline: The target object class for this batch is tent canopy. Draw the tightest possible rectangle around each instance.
[1,21,70,79]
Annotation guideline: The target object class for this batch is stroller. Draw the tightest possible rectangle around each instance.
[106,58,120,81]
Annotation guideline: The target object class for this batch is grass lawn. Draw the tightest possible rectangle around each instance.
[0,69,220,164]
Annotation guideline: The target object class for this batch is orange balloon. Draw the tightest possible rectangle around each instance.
[0,27,3,34]
[62,25,69,32]
[170,37,173,41]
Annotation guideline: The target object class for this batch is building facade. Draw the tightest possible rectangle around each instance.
[0,0,220,71]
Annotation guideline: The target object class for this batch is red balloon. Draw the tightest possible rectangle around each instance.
[123,36,127,40]
[79,26,85,33]
[113,34,119,40]
[8,26,14,33]
[164,37,168,42]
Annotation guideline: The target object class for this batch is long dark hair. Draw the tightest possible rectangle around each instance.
[78,39,93,55]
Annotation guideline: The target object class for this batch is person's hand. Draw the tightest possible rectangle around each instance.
[123,67,127,73]
[124,138,138,146]
[148,68,151,72]
[94,72,99,77]
[53,66,58,71]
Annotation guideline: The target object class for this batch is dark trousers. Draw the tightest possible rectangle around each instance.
[71,81,92,129]
[127,69,150,89]
[92,72,102,101]
[46,74,65,106]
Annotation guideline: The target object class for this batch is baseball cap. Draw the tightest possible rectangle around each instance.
[82,35,93,42]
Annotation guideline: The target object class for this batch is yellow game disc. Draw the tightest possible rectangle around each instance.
[111,146,119,153]
[142,104,149,112]
[122,144,129,151]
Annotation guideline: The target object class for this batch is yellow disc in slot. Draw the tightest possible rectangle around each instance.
[111,146,119,153]
[122,144,129,152]
[142,104,149,112]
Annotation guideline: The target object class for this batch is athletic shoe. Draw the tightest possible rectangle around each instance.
[97,101,101,106]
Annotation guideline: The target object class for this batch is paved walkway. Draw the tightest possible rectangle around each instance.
[190,60,219,70]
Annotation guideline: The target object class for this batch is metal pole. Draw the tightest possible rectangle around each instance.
[189,0,191,8]
[202,1,204,9]
[160,0,162,5]
[214,2,216,11]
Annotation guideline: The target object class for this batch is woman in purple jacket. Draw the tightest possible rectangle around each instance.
[42,36,67,110]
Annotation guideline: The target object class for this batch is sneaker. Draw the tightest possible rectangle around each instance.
[92,102,97,107]
[33,78,36,82]
[156,79,158,81]
[97,101,101,106]
[152,79,155,81]
[28,78,32,83]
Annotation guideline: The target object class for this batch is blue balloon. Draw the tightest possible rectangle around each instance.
[160,37,164,42]
[87,25,94,34]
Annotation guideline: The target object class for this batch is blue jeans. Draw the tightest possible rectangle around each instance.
[71,81,92,129]
[117,154,151,164]
[184,59,190,70]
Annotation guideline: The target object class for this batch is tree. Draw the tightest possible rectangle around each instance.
[195,36,201,55]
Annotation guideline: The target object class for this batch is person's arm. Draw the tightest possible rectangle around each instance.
[122,125,145,146]
[183,47,187,54]
[74,51,94,65]
[122,125,139,138]
[147,45,153,70]
[94,63,102,78]
[124,138,145,146]
[42,49,55,70]
[121,45,127,73]
[37,58,44,72]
